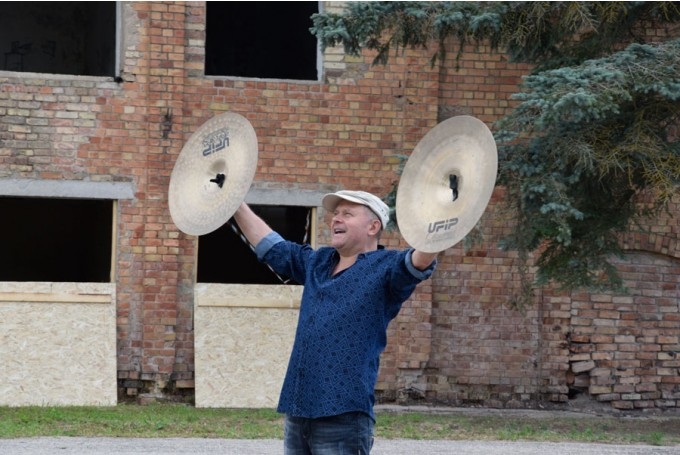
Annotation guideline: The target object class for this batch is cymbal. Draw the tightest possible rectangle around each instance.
[396,115,497,253]
[169,112,258,236]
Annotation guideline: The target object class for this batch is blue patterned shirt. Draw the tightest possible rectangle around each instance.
[255,232,436,421]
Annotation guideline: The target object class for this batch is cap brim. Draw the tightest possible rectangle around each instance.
[322,193,365,212]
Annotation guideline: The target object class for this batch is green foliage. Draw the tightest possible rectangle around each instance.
[311,2,680,295]
[311,2,680,69]
[311,1,502,66]
[497,38,680,290]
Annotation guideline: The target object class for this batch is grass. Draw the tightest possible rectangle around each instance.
[0,404,679,446]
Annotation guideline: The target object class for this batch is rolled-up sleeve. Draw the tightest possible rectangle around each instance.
[404,249,436,280]
[254,231,285,261]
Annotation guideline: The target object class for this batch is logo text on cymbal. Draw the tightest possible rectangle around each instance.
[202,129,230,156]
[428,218,458,234]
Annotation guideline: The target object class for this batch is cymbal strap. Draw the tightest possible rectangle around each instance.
[226,220,291,285]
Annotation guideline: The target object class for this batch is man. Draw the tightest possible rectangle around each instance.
[233,190,438,455]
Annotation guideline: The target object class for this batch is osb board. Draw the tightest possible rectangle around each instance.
[0,282,117,406]
[194,283,302,408]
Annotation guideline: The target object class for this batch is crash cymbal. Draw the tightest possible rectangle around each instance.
[169,112,258,236]
[396,115,497,253]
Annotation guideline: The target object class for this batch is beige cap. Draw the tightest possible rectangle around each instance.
[322,190,390,229]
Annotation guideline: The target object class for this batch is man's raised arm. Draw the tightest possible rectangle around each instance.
[232,202,273,248]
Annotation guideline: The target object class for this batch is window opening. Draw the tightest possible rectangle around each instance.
[197,205,312,285]
[0,2,116,76]
[0,197,113,282]
[205,2,319,81]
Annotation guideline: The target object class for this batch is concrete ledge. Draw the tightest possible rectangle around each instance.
[0,178,135,199]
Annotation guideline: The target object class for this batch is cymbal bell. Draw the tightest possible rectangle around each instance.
[396,115,497,253]
[168,112,258,236]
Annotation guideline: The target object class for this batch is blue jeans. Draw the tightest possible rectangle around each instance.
[284,412,375,455]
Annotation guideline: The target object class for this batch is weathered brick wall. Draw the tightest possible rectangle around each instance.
[565,198,680,410]
[405,42,543,407]
[111,2,196,397]
[1,2,677,411]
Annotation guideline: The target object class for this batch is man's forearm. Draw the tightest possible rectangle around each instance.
[232,202,273,247]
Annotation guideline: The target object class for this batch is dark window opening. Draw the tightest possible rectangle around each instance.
[205,2,318,81]
[198,205,311,285]
[0,2,116,76]
[0,197,113,282]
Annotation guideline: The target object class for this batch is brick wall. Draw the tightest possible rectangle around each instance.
[0,1,678,411]
[566,201,680,410]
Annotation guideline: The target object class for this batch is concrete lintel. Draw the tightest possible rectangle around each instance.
[0,179,135,200]
[245,187,329,207]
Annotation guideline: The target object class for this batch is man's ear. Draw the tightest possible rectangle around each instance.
[368,219,382,236]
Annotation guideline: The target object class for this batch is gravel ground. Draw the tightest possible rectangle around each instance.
[0,437,678,455]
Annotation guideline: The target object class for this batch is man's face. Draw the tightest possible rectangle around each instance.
[329,200,380,254]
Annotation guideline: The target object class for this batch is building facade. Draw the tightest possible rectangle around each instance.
[0,2,678,412]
